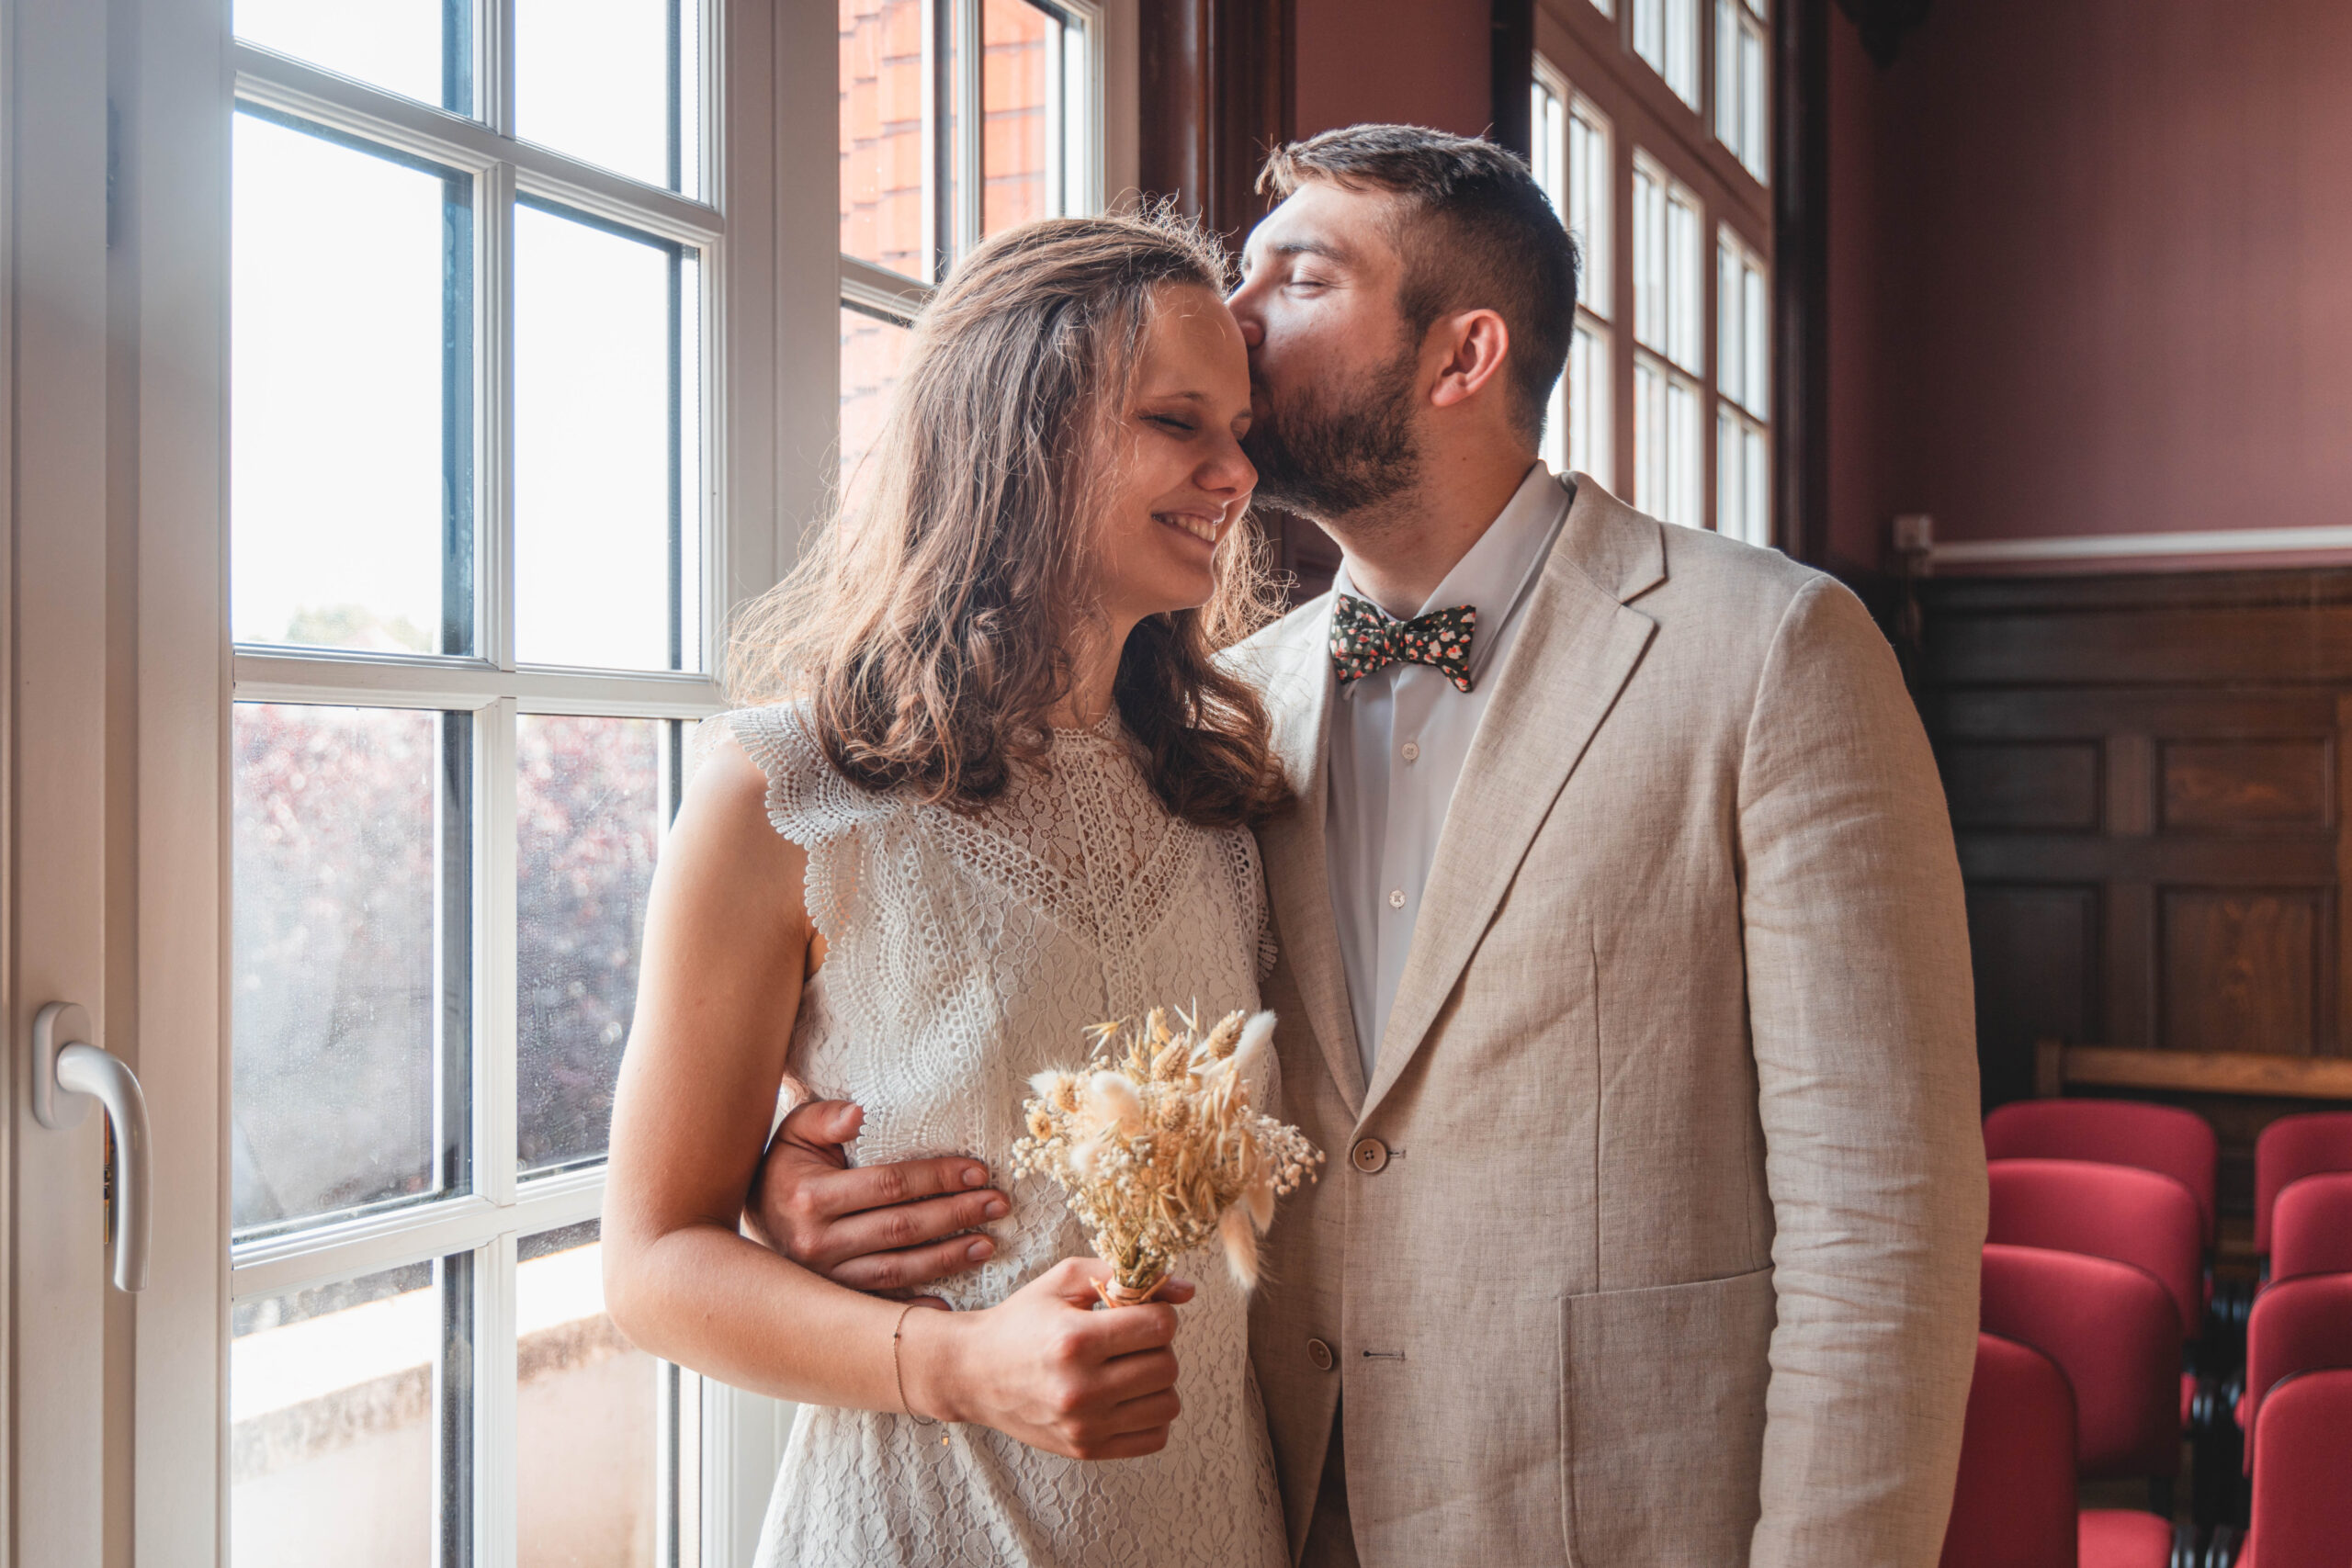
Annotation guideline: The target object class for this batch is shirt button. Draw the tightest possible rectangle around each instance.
[1307,1337,1335,1371]
[1400,740,1420,762]
[1351,1137,1390,1174]
[1387,888,1406,909]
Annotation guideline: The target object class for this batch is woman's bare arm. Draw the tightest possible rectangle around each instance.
[601,736,1192,1457]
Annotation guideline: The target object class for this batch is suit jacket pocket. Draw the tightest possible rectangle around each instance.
[1559,1266,1776,1568]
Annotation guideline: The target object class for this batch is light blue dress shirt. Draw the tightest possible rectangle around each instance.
[1324,462,1576,1080]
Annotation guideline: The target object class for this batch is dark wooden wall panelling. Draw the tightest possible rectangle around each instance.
[1920,569,2352,1228]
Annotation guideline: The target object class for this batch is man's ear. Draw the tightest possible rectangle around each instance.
[1426,309,1511,412]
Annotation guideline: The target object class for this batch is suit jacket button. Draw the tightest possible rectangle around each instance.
[1351,1137,1389,1174]
[1307,1337,1334,1371]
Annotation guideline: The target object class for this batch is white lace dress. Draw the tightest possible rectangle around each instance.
[729,704,1290,1568]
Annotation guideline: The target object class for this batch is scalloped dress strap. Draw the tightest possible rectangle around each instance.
[721,705,901,939]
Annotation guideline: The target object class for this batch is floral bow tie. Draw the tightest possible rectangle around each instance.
[1329,595,1480,694]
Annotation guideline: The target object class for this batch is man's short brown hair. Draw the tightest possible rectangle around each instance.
[1259,123,1581,448]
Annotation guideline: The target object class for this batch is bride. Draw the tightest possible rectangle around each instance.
[601,209,1293,1566]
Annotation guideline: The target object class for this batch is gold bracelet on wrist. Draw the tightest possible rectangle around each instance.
[892,1301,942,1427]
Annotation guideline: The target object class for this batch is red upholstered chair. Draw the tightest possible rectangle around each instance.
[1939,1332,2173,1568]
[2268,1171,2352,1282]
[2240,1368,2352,1568]
[1989,1158,2203,1340]
[1985,1100,2219,1250]
[1981,1243,2182,1483]
[2238,1271,2352,1474]
[2253,1111,2352,1258]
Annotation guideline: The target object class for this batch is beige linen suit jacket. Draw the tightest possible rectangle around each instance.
[1236,479,1986,1567]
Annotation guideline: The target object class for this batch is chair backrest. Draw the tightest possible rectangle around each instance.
[1939,1333,2078,1568]
[2270,1170,2352,1282]
[1981,1242,2180,1480]
[2248,1368,2352,1568]
[2255,1111,2352,1255]
[2243,1271,2352,1441]
[1986,1158,2201,1339]
[1985,1098,2218,1250]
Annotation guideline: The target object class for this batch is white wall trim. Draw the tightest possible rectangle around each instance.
[1934,525,2352,566]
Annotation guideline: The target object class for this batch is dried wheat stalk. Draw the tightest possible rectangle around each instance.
[1012,1007,1323,1306]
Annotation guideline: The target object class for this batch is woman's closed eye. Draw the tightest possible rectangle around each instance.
[1145,413,1197,434]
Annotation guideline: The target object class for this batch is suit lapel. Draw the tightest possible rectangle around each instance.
[1251,611,1370,1117]
[1359,484,1665,1122]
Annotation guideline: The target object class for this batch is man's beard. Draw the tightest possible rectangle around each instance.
[1241,343,1422,525]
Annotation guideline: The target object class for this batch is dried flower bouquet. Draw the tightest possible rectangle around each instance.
[1012,1008,1323,1306]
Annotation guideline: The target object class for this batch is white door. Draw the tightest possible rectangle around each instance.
[6,0,124,1557]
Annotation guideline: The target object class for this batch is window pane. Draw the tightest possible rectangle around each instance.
[516,0,700,195]
[233,112,472,658]
[981,0,1051,235]
[234,705,465,1236]
[1570,107,1609,319]
[516,1221,661,1567]
[235,0,456,112]
[1668,192,1702,374]
[232,1262,444,1567]
[517,716,662,1173]
[1715,0,1739,149]
[1746,263,1770,415]
[514,205,700,671]
[841,305,916,499]
[1666,0,1699,104]
[1633,166,1662,351]
[1571,323,1610,488]
[840,0,933,281]
[1744,26,1768,179]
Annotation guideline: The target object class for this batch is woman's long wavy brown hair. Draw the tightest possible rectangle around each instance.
[726,208,1292,829]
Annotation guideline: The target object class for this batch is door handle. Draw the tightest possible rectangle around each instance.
[32,1001,151,1292]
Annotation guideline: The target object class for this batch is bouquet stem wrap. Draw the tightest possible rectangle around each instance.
[1013,1008,1323,1304]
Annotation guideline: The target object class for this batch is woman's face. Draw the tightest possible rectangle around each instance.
[1091,283,1257,630]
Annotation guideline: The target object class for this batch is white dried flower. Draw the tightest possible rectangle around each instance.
[1010,1007,1324,1303]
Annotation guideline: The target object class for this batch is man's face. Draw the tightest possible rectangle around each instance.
[1227,182,1425,523]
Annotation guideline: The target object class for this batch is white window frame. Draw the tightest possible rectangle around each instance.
[98,0,837,1562]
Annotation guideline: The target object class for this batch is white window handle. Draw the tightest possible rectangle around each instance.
[32,1002,151,1292]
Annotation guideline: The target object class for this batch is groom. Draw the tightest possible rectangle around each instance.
[754,125,1984,1566]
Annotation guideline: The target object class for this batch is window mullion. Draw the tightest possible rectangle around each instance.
[480,696,522,1212]
[474,1232,522,1568]
[485,157,519,673]
[488,0,519,139]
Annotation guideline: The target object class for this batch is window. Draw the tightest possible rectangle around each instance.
[228,3,718,1559]
[1531,65,1613,487]
[1714,0,1769,181]
[1717,230,1771,546]
[1633,156,1703,528]
[1632,0,1701,107]
[837,0,1102,485]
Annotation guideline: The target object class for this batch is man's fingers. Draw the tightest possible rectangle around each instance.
[829,1231,999,1292]
[776,1098,863,1151]
[808,1156,998,1219]
[811,1187,1007,1262]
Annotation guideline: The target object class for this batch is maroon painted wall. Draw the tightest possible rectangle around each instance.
[1293,0,1491,139]
[1826,0,2352,575]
